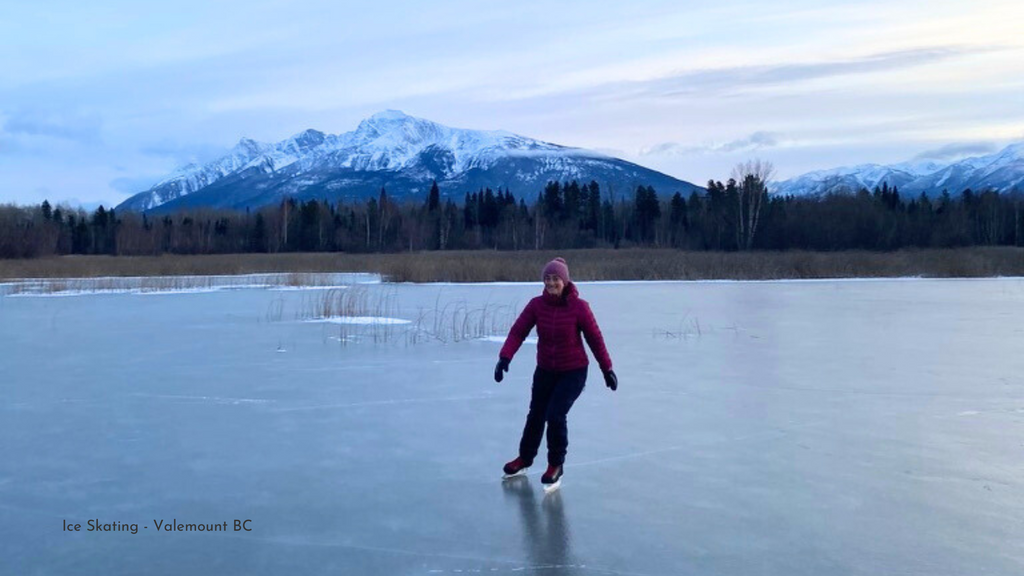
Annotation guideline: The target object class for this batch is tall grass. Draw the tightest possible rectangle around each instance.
[4,248,1022,283]
[296,285,517,346]
[299,285,403,345]
[375,247,1024,282]
[406,298,518,345]
[0,253,370,280]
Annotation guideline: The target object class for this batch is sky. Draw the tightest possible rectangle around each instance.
[1,0,1022,207]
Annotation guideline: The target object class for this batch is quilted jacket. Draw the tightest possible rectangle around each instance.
[500,282,613,373]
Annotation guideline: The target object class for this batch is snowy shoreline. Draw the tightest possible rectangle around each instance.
[0,272,380,297]
[402,276,1024,286]
[2,273,1022,298]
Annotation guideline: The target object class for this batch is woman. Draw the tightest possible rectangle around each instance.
[494,257,617,489]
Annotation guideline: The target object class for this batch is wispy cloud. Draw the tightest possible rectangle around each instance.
[719,132,780,152]
[577,46,999,101]
[109,175,164,194]
[912,141,997,161]
[2,111,102,143]
[0,136,17,155]
[504,146,621,160]
[1,0,1021,206]
[139,140,229,168]
[642,131,780,157]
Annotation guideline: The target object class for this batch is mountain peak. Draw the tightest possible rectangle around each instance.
[369,109,413,122]
[997,142,1024,159]
[289,128,326,149]
[351,110,448,151]
[234,137,263,154]
[356,110,424,132]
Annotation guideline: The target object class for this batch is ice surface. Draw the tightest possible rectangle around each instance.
[3,278,1024,575]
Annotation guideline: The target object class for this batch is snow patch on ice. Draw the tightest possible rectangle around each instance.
[136,287,244,295]
[268,285,350,291]
[8,285,274,297]
[308,316,411,325]
[1,272,378,297]
[7,289,137,298]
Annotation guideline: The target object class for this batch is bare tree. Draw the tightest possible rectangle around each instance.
[732,159,775,250]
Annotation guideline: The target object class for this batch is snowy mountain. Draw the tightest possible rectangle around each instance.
[118,110,700,213]
[774,143,1024,197]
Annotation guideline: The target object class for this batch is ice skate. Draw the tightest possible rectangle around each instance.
[541,464,563,492]
[502,456,531,479]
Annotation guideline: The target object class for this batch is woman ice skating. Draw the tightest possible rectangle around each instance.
[495,257,617,490]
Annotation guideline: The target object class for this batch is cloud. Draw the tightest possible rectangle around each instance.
[718,131,779,152]
[2,111,102,142]
[575,46,1000,102]
[0,136,17,154]
[641,131,780,157]
[139,140,229,168]
[912,141,997,161]
[504,147,616,159]
[591,147,631,159]
[109,175,163,194]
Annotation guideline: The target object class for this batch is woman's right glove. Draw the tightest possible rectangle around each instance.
[494,357,510,382]
[603,369,618,391]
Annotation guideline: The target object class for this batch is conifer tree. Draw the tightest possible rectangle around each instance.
[427,180,440,212]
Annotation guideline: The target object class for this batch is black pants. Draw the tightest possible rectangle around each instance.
[518,367,587,467]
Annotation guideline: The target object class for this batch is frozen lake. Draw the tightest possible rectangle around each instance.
[2,276,1024,575]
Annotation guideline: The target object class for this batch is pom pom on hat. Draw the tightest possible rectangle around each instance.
[542,257,570,284]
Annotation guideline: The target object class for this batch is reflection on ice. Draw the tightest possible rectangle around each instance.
[502,476,580,575]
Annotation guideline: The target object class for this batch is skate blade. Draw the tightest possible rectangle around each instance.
[502,469,529,480]
[542,478,561,493]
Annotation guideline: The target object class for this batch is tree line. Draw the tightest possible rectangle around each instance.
[2,163,1022,259]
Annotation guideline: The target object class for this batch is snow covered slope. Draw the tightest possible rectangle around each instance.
[775,143,1024,197]
[118,111,700,212]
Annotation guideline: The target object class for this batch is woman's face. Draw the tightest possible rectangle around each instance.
[544,274,565,297]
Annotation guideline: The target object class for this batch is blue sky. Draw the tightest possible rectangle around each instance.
[1,0,1022,207]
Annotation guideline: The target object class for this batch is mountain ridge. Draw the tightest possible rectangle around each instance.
[774,143,1024,197]
[118,111,700,213]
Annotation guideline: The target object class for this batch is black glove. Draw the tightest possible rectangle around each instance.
[494,357,510,383]
[603,369,618,391]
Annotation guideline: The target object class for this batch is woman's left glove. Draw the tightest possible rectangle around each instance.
[494,357,510,383]
[603,370,618,391]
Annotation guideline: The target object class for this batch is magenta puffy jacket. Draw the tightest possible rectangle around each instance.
[500,282,613,373]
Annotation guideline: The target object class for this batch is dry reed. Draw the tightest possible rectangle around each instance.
[3,248,1023,284]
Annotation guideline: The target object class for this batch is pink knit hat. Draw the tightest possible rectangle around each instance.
[542,257,570,284]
